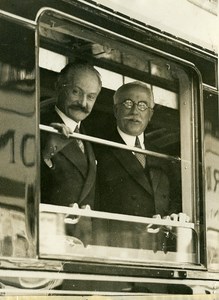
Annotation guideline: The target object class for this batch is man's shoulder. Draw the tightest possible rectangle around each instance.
[92,127,119,153]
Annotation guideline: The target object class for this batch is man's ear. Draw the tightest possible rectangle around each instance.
[54,81,59,92]
[149,105,155,121]
[113,104,118,119]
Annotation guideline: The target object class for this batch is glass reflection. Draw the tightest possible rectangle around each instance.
[40,204,198,265]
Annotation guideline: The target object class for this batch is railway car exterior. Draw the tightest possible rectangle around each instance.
[0,0,218,297]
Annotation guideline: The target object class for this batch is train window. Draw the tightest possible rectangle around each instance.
[38,11,201,267]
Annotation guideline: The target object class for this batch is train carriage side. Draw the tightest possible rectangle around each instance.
[0,0,218,296]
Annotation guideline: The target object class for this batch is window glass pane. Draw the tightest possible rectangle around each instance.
[40,204,198,265]
[204,91,219,270]
[39,11,198,265]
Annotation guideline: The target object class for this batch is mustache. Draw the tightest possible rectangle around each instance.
[69,104,90,113]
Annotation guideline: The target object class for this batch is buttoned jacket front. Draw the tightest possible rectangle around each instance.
[40,103,96,208]
[94,128,181,218]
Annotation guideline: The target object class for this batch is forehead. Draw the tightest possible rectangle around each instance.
[63,68,101,94]
[117,85,152,102]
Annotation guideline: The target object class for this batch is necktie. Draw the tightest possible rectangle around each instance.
[135,136,146,168]
[74,125,85,153]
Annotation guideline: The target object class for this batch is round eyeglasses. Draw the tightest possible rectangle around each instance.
[120,99,153,111]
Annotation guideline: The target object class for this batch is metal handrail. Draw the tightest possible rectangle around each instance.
[40,203,194,229]
[40,124,181,162]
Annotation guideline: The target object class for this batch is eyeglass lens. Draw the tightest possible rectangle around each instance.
[123,99,149,111]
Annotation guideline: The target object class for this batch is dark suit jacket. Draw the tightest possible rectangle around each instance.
[93,128,181,249]
[94,128,181,217]
[40,105,96,208]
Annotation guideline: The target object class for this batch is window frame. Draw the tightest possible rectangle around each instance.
[37,9,205,269]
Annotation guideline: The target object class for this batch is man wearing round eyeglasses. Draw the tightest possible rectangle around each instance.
[94,81,181,249]
[114,82,154,138]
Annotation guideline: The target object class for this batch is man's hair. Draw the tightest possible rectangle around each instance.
[56,61,102,89]
[113,81,154,107]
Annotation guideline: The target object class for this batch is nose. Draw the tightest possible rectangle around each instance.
[130,102,139,114]
[78,93,87,108]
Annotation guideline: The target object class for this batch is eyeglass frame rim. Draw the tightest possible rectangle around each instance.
[116,99,154,111]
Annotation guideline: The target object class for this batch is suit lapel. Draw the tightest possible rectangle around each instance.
[51,111,89,177]
[145,139,163,196]
[61,139,88,178]
[147,156,162,194]
[60,124,96,205]
[78,139,96,205]
[110,130,154,196]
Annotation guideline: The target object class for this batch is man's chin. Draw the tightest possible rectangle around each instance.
[69,112,88,123]
[124,125,144,136]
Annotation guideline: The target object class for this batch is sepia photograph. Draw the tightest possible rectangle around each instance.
[0,0,218,299]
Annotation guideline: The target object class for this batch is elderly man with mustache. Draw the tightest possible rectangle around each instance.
[94,81,182,249]
[41,61,102,209]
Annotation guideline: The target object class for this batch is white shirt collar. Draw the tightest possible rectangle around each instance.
[117,126,145,149]
[55,105,80,131]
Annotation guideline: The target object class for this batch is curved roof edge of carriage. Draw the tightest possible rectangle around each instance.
[0,0,217,57]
